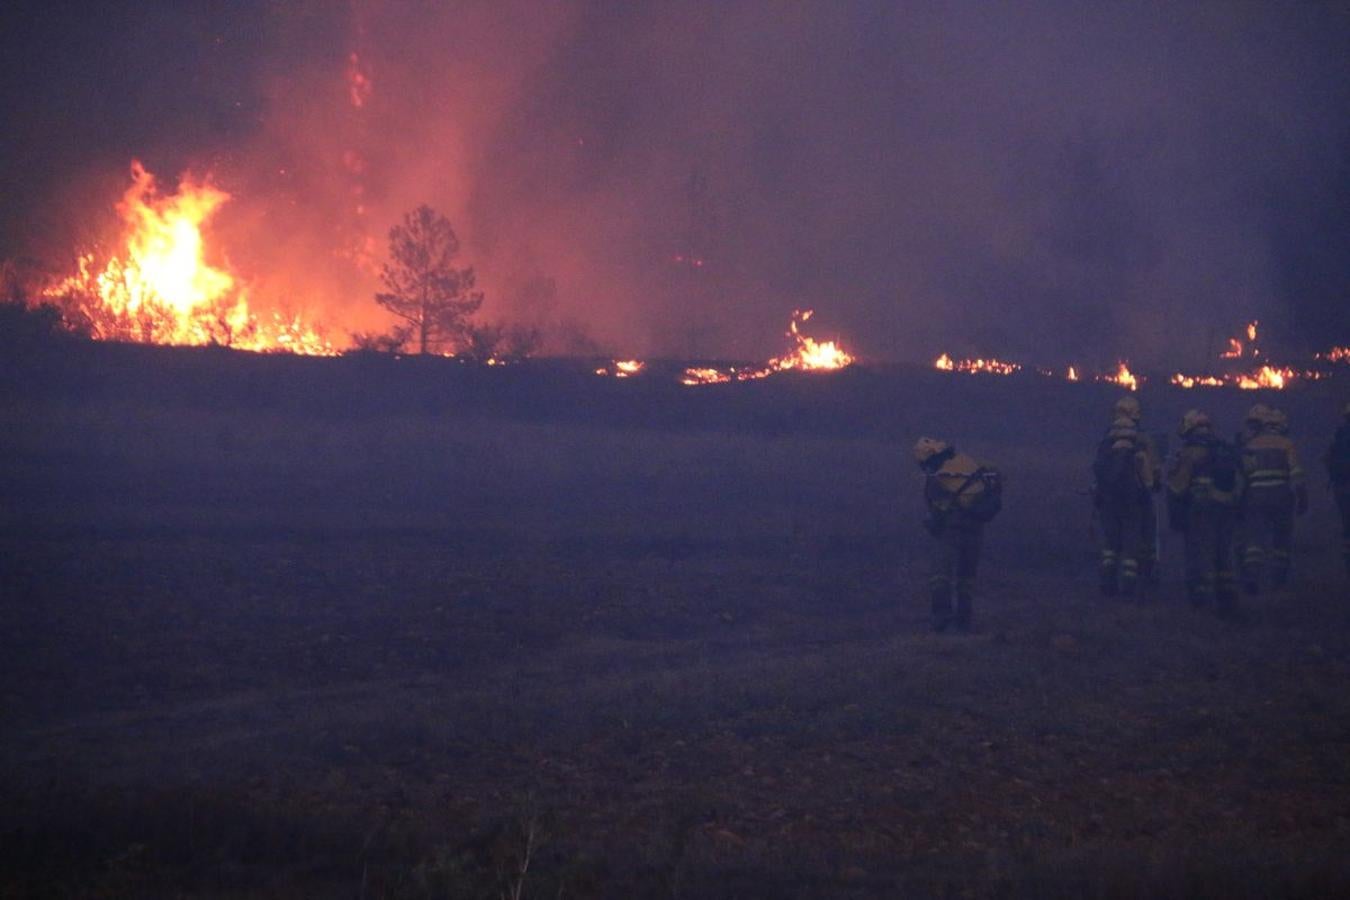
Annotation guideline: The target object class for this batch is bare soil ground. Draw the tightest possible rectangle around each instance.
[3,344,1349,897]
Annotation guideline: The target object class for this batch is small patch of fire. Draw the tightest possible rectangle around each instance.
[595,359,645,378]
[1096,362,1140,392]
[42,161,333,355]
[934,353,1021,376]
[1171,365,1320,391]
[680,309,854,387]
[1170,322,1327,390]
[933,355,1140,389]
[680,367,732,386]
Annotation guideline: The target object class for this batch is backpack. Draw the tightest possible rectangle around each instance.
[1197,437,1244,506]
[1092,436,1142,503]
[957,466,1003,523]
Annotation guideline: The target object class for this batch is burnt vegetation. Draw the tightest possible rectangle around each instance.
[2,341,1350,897]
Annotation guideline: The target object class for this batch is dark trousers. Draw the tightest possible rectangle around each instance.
[929,516,983,629]
[1099,495,1145,596]
[1184,503,1239,614]
[1240,489,1294,589]
[1139,491,1159,579]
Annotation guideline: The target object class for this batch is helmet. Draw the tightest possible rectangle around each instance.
[1268,408,1289,434]
[1178,409,1211,437]
[1244,403,1271,426]
[1342,400,1349,421]
[1113,396,1142,422]
[913,437,951,465]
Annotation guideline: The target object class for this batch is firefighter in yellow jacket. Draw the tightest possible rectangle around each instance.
[1092,414,1156,597]
[1109,396,1162,583]
[914,437,1001,633]
[1239,404,1307,591]
[1167,410,1245,617]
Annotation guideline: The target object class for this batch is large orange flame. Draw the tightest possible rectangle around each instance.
[44,162,333,354]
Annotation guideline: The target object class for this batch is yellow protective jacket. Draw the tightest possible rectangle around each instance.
[924,452,988,516]
[1101,421,1158,492]
[1241,431,1303,492]
[1167,434,1243,506]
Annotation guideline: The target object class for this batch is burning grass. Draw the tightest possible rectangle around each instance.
[42,162,334,355]
[933,321,1346,393]
[680,309,854,386]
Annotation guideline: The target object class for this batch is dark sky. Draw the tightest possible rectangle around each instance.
[2,0,1348,363]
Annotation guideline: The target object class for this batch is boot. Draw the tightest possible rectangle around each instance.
[955,590,974,633]
[1099,556,1118,597]
[1241,547,1262,594]
[1270,551,1290,588]
[930,583,953,633]
[1119,558,1138,599]
[1187,580,1211,609]
[1138,554,1158,587]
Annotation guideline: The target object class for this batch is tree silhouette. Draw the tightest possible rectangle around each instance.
[376,205,483,354]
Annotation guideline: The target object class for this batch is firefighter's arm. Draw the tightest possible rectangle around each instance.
[1287,443,1305,484]
[1286,443,1309,513]
[922,477,946,534]
[1144,437,1163,492]
[1165,453,1191,531]
[1135,450,1156,492]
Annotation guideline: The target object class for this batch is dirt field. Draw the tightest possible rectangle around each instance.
[3,344,1349,897]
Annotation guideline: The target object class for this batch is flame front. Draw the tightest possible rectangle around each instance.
[44,162,333,354]
[680,309,854,386]
[932,354,1021,376]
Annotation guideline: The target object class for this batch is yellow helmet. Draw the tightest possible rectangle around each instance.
[1244,403,1271,426]
[912,437,951,465]
[1179,409,1211,437]
[1113,396,1142,422]
[1268,408,1288,434]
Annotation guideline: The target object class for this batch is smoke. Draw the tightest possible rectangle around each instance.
[5,1,1349,361]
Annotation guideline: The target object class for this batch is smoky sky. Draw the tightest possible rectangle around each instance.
[2,0,1347,364]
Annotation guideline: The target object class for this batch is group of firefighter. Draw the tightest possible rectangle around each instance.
[912,400,1350,632]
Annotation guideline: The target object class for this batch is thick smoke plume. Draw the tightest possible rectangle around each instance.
[3,1,1348,361]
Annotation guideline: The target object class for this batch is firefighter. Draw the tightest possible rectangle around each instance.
[913,437,1001,633]
[1111,396,1163,583]
[1167,410,1245,617]
[1232,403,1271,581]
[1324,402,1350,576]
[1239,405,1307,591]
[1092,414,1155,597]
